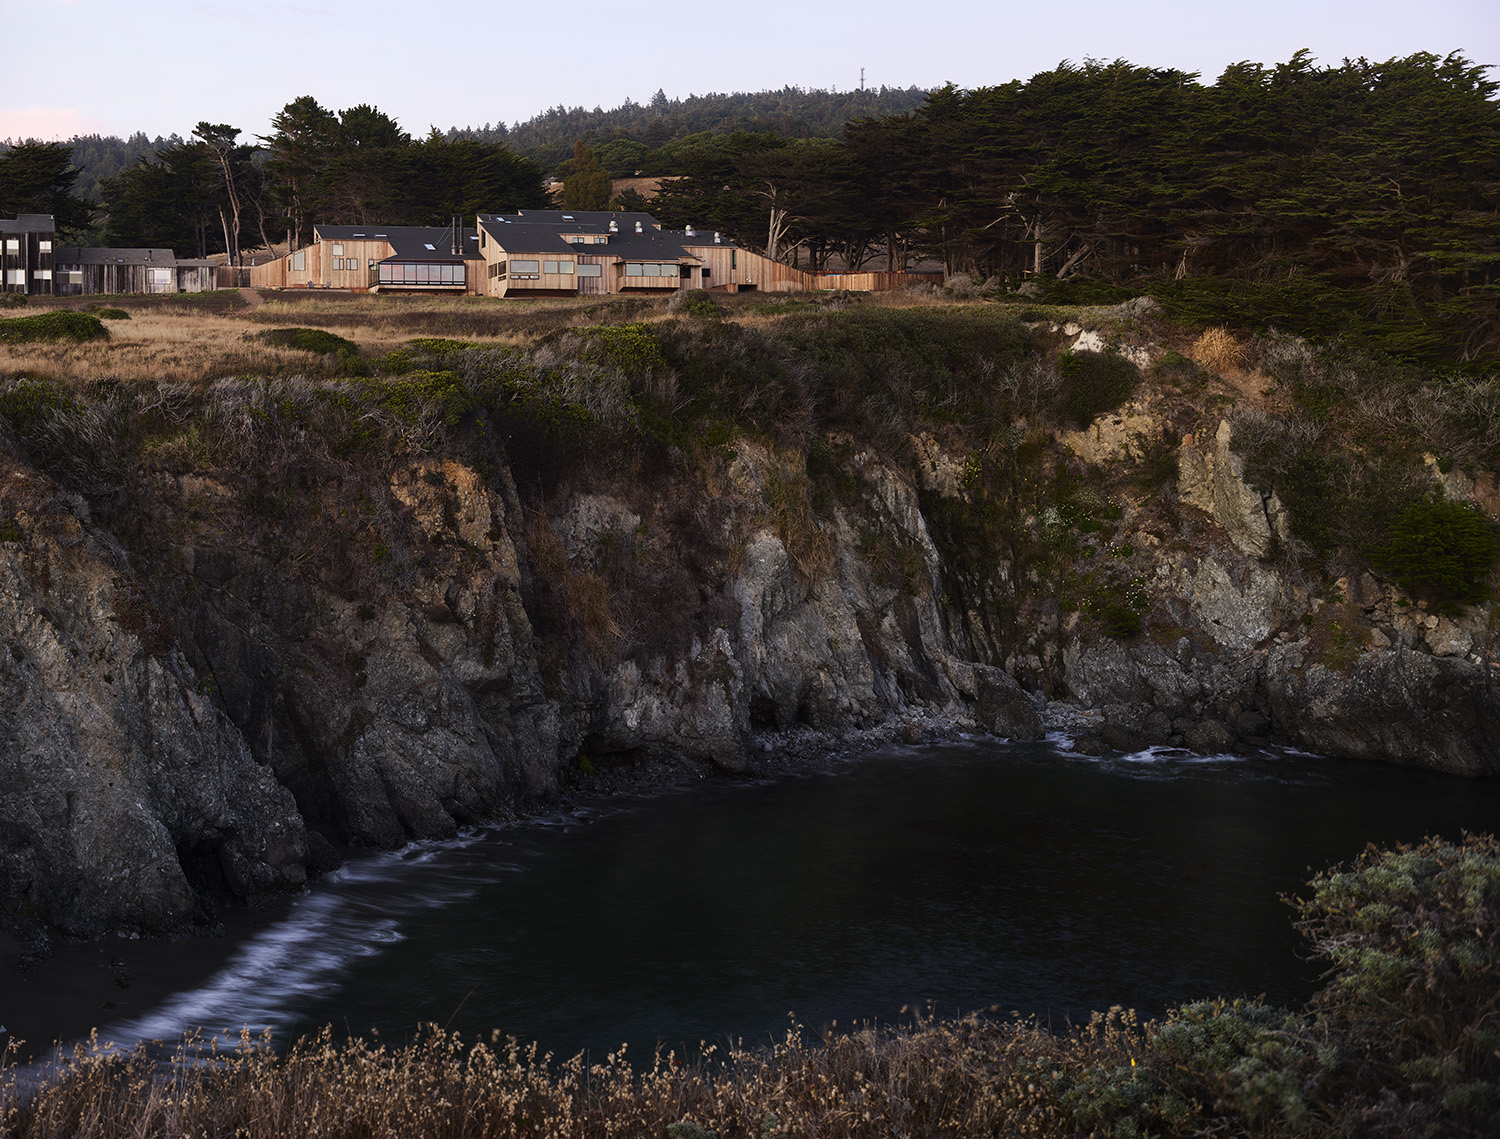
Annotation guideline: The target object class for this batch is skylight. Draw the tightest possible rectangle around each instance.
[424,243,436,250]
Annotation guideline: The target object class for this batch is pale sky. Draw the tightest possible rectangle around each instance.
[3,0,1497,142]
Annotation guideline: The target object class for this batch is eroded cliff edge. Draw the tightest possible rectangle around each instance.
[3,301,1497,950]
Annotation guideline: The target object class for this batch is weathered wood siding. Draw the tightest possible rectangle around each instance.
[53,262,175,295]
[1,225,54,296]
[251,238,396,290]
[575,254,610,295]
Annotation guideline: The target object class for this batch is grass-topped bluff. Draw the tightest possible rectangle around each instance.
[2,285,1496,649]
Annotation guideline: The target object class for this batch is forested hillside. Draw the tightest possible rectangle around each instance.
[448,85,931,174]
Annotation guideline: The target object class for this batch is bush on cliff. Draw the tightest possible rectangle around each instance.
[1377,499,1499,610]
[1058,348,1139,428]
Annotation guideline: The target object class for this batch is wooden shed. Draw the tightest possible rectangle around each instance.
[53,247,180,296]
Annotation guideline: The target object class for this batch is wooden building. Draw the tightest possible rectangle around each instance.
[250,222,485,295]
[53,247,217,296]
[0,214,56,297]
[253,209,939,299]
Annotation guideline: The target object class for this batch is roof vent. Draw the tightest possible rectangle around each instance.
[713,232,721,244]
[635,221,643,233]
[609,219,618,233]
[685,224,695,237]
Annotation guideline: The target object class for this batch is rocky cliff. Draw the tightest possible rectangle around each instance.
[2,302,1496,952]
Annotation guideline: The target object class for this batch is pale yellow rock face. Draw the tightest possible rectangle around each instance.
[1177,419,1290,559]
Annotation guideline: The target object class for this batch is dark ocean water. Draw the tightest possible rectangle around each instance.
[5,737,1498,1062]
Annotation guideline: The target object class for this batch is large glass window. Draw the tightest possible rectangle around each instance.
[7,269,26,285]
[576,263,602,277]
[378,262,466,286]
[512,260,539,273]
[542,260,574,274]
[33,269,52,281]
[292,250,306,271]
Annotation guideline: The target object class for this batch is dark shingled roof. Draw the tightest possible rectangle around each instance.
[313,224,482,263]
[0,213,55,233]
[55,247,177,266]
[478,209,736,260]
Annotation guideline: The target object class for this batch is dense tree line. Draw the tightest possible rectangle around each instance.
[644,52,1500,363]
[92,98,550,260]
[0,142,95,234]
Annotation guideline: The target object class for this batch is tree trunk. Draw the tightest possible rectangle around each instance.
[217,206,233,269]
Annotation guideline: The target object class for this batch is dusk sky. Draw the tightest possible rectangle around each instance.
[4,0,1498,142]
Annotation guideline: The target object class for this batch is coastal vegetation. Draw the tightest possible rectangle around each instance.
[4,834,1495,1138]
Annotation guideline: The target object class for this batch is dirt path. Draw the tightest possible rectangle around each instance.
[238,287,265,309]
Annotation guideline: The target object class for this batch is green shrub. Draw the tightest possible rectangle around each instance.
[1292,834,1500,1134]
[88,306,131,320]
[1377,499,1498,609]
[1058,349,1139,428]
[257,327,368,376]
[257,326,359,355]
[0,310,109,344]
[675,289,722,319]
[404,337,474,355]
[0,291,27,309]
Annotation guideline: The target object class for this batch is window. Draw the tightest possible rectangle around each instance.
[576,263,602,278]
[332,243,345,255]
[5,240,18,254]
[38,240,51,253]
[377,262,466,286]
[64,270,82,285]
[33,269,52,281]
[150,268,171,284]
[292,250,306,271]
[625,263,642,277]
[7,270,25,285]
[731,250,737,270]
[512,260,539,273]
[542,260,574,275]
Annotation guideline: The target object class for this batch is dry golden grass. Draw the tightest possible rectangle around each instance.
[1,1010,1139,1139]
[0,290,972,391]
[1187,326,1244,375]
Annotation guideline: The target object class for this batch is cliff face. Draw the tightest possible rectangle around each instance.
[3,312,1498,950]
